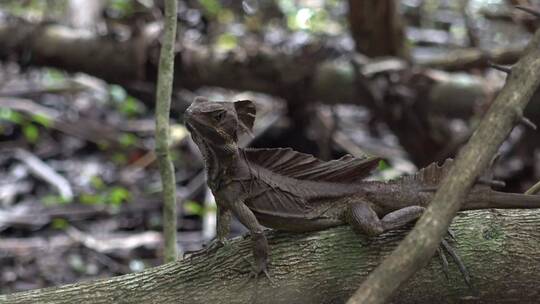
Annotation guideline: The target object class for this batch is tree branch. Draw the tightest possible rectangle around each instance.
[3,209,540,303]
[347,18,540,304]
[0,18,523,106]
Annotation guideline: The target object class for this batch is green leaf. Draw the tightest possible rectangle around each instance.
[42,194,71,206]
[119,133,138,147]
[23,123,39,143]
[199,0,221,16]
[184,200,204,216]
[79,193,104,205]
[378,160,390,171]
[108,186,131,206]
[0,108,23,124]
[119,96,145,117]
[216,33,238,51]
[51,218,69,230]
[43,68,65,86]
[90,176,105,190]
[108,0,134,17]
[31,113,53,128]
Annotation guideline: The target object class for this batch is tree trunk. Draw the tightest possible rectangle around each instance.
[347,0,408,58]
[3,209,540,304]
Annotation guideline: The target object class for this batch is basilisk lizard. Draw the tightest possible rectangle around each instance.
[184,97,540,278]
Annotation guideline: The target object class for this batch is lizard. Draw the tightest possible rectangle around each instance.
[184,96,540,278]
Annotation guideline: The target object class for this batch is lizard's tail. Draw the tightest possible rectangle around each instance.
[463,191,540,210]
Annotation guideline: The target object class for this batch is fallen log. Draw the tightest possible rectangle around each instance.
[3,209,540,304]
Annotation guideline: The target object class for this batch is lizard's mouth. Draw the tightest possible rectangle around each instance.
[185,121,210,149]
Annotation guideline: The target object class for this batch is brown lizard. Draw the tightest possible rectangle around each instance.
[184,97,540,278]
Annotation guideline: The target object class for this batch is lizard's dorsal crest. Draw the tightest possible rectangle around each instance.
[396,158,499,189]
[245,148,381,183]
[397,159,454,185]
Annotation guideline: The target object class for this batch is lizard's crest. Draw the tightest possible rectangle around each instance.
[245,148,381,183]
[397,159,455,186]
[184,97,256,146]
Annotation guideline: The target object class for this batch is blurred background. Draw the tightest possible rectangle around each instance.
[0,0,539,294]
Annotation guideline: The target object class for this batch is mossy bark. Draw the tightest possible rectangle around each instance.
[3,209,540,304]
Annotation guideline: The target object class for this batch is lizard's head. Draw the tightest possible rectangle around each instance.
[184,97,256,149]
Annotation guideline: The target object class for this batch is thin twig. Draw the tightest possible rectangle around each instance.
[525,181,540,195]
[12,148,73,201]
[155,0,179,263]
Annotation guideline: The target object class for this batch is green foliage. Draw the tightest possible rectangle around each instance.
[108,0,135,17]
[23,124,39,143]
[31,113,53,128]
[51,218,69,230]
[198,0,222,16]
[108,186,131,206]
[184,200,204,216]
[80,174,132,206]
[109,85,146,117]
[184,200,216,217]
[42,194,72,206]
[119,133,138,147]
[0,109,52,144]
[42,68,66,87]
[79,185,131,206]
[378,160,391,171]
[0,109,23,124]
[79,193,102,205]
[216,33,238,51]
[90,176,105,190]
[120,96,145,117]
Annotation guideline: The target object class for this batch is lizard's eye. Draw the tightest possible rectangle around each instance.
[211,110,226,121]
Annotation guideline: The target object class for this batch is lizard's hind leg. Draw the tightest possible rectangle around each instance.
[347,202,472,288]
[346,201,384,236]
[346,201,425,237]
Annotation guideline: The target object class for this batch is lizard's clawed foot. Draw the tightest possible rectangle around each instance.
[247,256,275,285]
[231,255,275,304]
[185,238,231,259]
[203,237,228,253]
[233,256,275,286]
[436,229,472,289]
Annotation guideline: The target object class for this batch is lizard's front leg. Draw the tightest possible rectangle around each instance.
[217,205,232,244]
[230,201,269,277]
[200,205,232,253]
